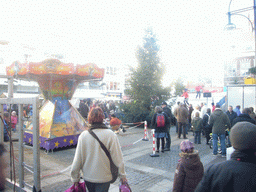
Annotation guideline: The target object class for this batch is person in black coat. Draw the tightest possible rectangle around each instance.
[78,100,89,119]
[226,105,237,127]
[195,122,256,192]
[232,108,256,127]
[151,106,170,153]
[161,101,172,151]
[202,108,211,145]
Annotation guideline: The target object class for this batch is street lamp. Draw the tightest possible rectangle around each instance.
[225,0,256,66]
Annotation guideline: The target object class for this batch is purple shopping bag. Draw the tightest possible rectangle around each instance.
[119,182,132,192]
[65,182,86,192]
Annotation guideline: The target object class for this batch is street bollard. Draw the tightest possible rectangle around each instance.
[150,129,159,157]
[142,121,149,141]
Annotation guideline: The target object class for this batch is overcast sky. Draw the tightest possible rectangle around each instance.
[0,0,254,85]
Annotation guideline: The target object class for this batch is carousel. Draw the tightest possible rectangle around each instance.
[6,59,104,151]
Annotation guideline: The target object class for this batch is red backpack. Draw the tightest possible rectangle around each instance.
[156,113,165,127]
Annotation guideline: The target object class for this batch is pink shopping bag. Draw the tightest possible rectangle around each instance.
[119,182,132,192]
[65,182,86,192]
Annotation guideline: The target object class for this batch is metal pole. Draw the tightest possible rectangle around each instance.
[7,76,13,182]
[0,105,3,143]
[254,0,256,67]
[32,97,40,191]
[18,104,24,188]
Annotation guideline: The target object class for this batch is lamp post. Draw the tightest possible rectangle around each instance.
[225,0,256,67]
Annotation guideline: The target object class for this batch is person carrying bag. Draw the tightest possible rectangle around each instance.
[70,107,127,192]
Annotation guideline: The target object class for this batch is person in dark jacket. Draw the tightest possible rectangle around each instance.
[3,113,10,142]
[209,104,231,157]
[226,105,237,127]
[161,101,172,151]
[174,104,189,139]
[78,100,89,119]
[151,106,170,153]
[195,122,256,192]
[202,108,211,145]
[188,104,194,131]
[232,108,256,126]
[191,112,203,144]
[173,140,204,192]
[249,107,256,120]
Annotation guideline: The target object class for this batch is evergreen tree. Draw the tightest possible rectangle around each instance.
[173,78,186,96]
[122,28,171,123]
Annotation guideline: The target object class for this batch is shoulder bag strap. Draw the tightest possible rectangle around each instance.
[88,129,114,164]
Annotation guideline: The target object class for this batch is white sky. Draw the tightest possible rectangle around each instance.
[0,0,254,86]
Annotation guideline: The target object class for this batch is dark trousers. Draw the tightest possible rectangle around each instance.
[205,130,211,144]
[156,137,165,151]
[84,180,111,192]
[194,131,201,144]
[178,122,186,138]
[176,120,178,133]
[165,126,171,149]
[184,98,189,106]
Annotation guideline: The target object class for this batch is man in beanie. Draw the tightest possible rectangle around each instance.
[195,122,256,192]
[209,104,231,157]
[173,140,204,192]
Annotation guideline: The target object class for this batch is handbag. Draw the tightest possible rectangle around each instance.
[119,181,132,192]
[65,182,86,192]
[89,129,119,183]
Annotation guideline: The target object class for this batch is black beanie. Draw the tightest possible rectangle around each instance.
[230,122,256,151]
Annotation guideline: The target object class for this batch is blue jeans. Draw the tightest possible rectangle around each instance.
[212,133,226,155]
[194,131,201,144]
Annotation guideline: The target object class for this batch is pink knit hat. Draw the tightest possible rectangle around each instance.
[180,140,194,153]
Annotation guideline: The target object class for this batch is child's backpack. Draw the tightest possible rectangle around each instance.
[156,112,165,127]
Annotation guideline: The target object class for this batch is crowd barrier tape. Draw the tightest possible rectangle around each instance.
[41,165,72,178]
[126,122,144,130]
[122,122,144,125]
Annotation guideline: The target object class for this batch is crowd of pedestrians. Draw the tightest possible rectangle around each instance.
[1,95,256,191]
[170,98,256,191]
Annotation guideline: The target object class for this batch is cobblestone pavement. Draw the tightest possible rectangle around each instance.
[5,125,226,192]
